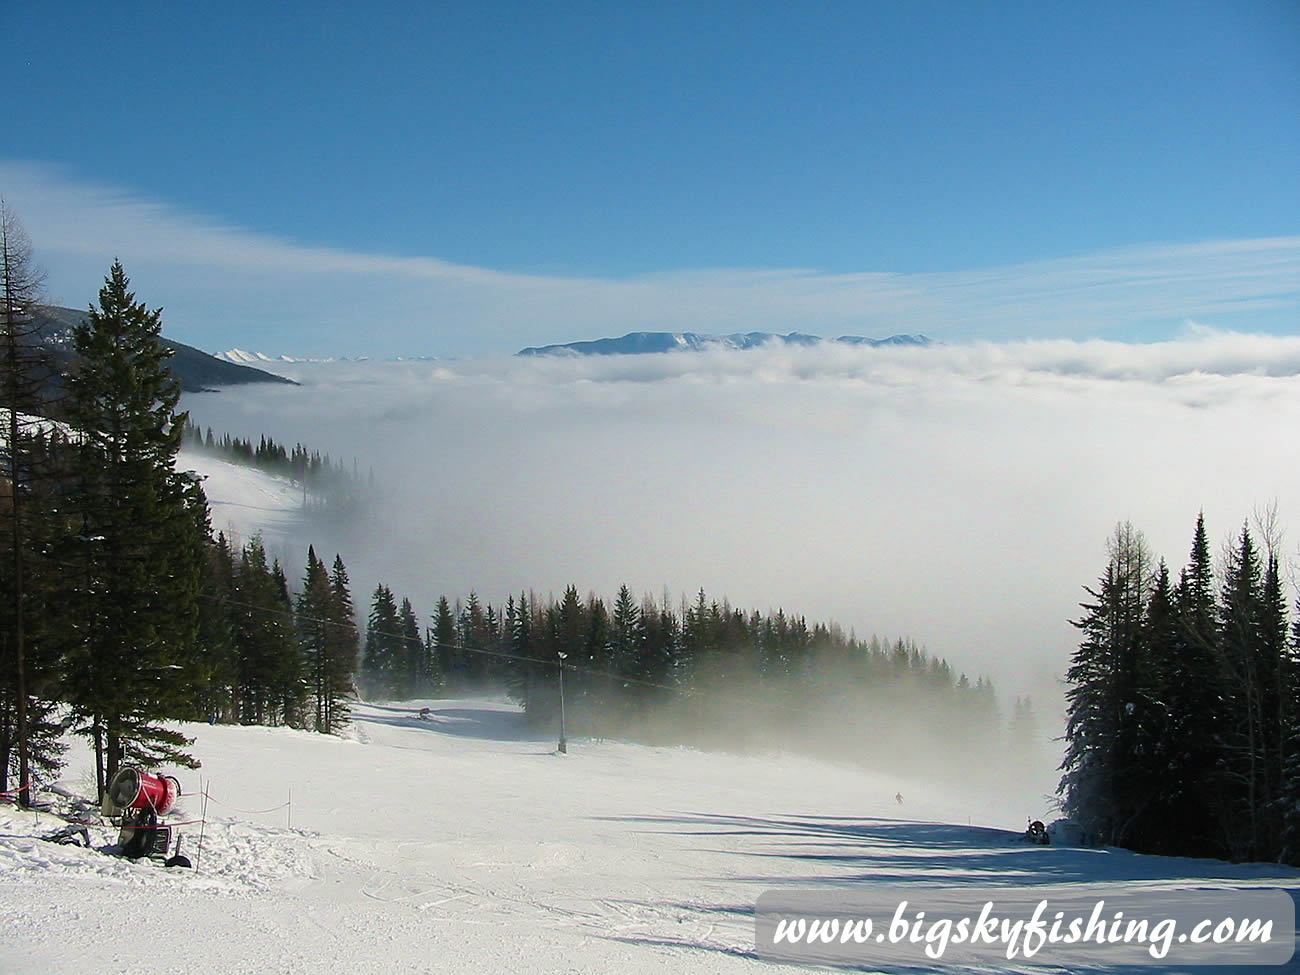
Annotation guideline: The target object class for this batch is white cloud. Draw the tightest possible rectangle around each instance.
[182,335,1300,709]
[4,160,1298,357]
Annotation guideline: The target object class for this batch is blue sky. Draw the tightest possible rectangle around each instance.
[4,1,1298,357]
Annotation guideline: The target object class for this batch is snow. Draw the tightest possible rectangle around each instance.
[219,349,297,364]
[2,699,1297,974]
[181,451,309,552]
[217,349,333,364]
[0,409,73,447]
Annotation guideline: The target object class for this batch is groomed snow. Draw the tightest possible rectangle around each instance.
[2,698,1297,974]
[181,450,309,553]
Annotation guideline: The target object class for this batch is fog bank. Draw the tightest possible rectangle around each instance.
[183,333,1300,722]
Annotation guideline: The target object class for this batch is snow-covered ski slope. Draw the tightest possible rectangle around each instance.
[180,449,308,552]
[2,698,1297,975]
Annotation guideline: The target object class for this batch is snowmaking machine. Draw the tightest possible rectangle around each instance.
[102,767,191,867]
[1024,819,1050,845]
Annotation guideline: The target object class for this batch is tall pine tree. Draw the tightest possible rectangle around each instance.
[1217,525,1265,860]
[362,583,403,699]
[0,201,60,804]
[1058,523,1151,845]
[63,261,205,798]
[1166,512,1228,857]
[1279,597,1300,865]
[398,597,424,697]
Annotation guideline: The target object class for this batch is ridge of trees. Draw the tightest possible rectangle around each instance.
[1060,515,1300,865]
[182,420,361,493]
[354,582,1019,784]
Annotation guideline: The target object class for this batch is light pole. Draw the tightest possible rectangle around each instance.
[557,651,568,754]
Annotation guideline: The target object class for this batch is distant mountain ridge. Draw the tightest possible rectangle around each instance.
[219,349,333,365]
[216,349,440,365]
[517,331,932,357]
[33,306,297,391]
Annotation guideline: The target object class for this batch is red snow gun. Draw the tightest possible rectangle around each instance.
[103,768,191,866]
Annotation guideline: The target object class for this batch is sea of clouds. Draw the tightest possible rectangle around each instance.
[182,330,1300,729]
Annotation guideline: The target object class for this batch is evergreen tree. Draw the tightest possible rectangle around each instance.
[555,585,585,662]
[458,592,487,684]
[63,261,205,798]
[1216,524,1281,861]
[232,536,301,725]
[362,584,403,698]
[503,592,543,713]
[398,597,423,696]
[431,596,458,689]
[1279,599,1300,865]
[610,584,646,711]
[581,594,612,732]
[630,593,679,724]
[0,432,69,799]
[483,602,504,683]
[326,555,359,729]
[297,548,330,730]
[1127,560,1181,853]
[269,558,307,727]
[680,589,712,688]
[1258,552,1290,860]
[192,530,237,724]
[1058,523,1151,846]
[1167,512,1228,857]
[296,548,356,733]
[0,201,61,804]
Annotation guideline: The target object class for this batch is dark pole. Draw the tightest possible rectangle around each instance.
[557,651,567,753]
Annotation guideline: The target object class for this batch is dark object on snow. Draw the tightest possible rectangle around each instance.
[43,824,92,848]
[117,809,172,860]
[895,792,903,805]
[164,834,192,869]
[1025,819,1050,845]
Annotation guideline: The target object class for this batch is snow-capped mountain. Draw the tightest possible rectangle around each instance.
[517,330,933,356]
[216,349,442,365]
[217,348,316,364]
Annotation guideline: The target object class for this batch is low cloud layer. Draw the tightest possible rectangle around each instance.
[6,161,1299,358]
[182,332,1300,724]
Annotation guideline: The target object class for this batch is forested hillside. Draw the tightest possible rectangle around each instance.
[1060,516,1300,865]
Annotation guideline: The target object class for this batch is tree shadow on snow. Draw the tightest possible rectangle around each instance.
[587,816,1299,974]
[353,703,552,743]
[592,812,1300,888]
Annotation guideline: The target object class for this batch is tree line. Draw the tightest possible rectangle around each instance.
[194,533,359,735]
[357,582,1026,784]
[182,422,360,493]
[1059,515,1300,865]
